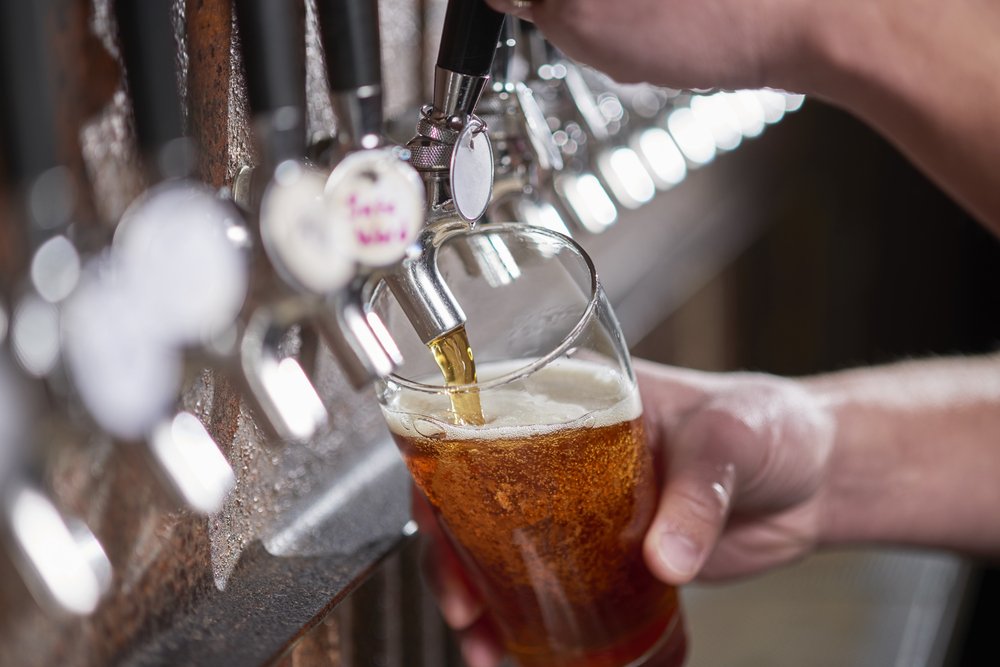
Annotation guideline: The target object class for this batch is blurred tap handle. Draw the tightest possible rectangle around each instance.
[315,0,385,150]
[437,0,506,79]
[113,0,189,179]
[315,0,381,93]
[233,0,306,166]
[0,0,58,187]
[0,0,77,258]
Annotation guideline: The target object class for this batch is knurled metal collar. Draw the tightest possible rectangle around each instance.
[407,142,454,170]
[416,116,460,144]
[408,112,489,171]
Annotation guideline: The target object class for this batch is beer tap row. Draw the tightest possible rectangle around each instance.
[0,0,803,624]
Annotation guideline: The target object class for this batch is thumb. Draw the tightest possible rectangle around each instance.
[642,445,736,586]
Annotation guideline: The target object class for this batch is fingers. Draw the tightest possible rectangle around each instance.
[456,615,507,667]
[643,458,736,585]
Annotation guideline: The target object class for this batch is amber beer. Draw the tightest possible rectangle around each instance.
[383,359,687,667]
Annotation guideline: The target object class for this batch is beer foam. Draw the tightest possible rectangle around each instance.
[382,358,642,440]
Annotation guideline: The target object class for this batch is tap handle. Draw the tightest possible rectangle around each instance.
[316,0,381,92]
[114,0,186,168]
[233,0,305,162]
[436,0,505,77]
[0,0,58,184]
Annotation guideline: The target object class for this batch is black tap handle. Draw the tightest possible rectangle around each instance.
[233,0,305,115]
[0,0,58,184]
[436,0,506,78]
[316,0,381,92]
[114,0,184,157]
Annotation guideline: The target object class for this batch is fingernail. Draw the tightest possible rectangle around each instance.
[658,532,700,578]
[440,578,482,629]
[462,634,503,667]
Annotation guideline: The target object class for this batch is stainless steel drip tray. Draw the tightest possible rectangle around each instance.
[681,548,969,667]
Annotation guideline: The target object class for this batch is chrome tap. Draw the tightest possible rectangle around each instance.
[477,19,570,237]
[0,350,111,617]
[0,2,112,616]
[379,0,506,346]
[234,0,405,423]
[50,0,243,511]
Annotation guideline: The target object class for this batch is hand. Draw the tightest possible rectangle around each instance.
[634,360,835,583]
[485,0,823,92]
[416,360,837,666]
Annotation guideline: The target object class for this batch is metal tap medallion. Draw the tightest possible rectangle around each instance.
[325,149,425,267]
[260,161,357,295]
[450,120,494,223]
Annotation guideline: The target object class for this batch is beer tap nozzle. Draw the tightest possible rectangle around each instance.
[371,0,505,345]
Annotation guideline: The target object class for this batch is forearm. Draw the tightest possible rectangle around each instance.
[802,0,1000,234]
[805,354,1000,555]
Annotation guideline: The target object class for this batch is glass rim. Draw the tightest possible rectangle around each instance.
[378,222,600,395]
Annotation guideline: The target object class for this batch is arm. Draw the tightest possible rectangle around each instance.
[638,355,1000,585]
[810,355,1000,555]
[489,0,1000,235]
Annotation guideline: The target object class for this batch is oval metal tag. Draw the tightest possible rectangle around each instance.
[450,121,494,223]
[260,160,357,295]
[325,149,425,267]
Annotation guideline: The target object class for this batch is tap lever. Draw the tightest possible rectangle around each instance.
[0,0,58,187]
[316,0,384,150]
[436,0,506,79]
[114,0,190,178]
[241,299,330,444]
[233,0,306,166]
[316,0,381,93]
[314,284,402,390]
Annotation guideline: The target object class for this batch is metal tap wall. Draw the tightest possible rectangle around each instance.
[0,1,445,665]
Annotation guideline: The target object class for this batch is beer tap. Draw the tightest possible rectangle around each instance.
[310,0,426,380]
[513,25,621,234]
[0,0,112,615]
[382,0,506,347]
[477,19,570,237]
[53,0,242,514]
[233,0,403,441]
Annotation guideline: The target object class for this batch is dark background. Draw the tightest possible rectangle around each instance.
[633,99,1000,666]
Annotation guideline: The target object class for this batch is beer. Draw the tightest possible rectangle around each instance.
[383,359,686,667]
[428,324,485,425]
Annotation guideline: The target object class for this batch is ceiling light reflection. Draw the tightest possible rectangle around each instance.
[634,127,687,188]
[260,357,328,442]
[10,486,108,615]
[557,173,618,233]
[667,108,716,165]
[725,91,766,137]
[783,92,806,111]
[600,147,656,208]
[755,89,787,123]
[690,94,742,150]
[151,412,235,514]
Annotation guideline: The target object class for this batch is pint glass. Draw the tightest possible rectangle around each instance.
[370,224,687,667]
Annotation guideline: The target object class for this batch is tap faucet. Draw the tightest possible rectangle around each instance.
[0,2,112,616]
[234,0,405,421]
[380,0,506,346]
[477,19,570,237]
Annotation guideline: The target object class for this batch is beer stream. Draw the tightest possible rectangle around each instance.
[428,325,486,425]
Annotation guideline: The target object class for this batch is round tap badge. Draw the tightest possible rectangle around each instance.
[324,149,425,267]
[260,160,357,295]
[450,120,494,223]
